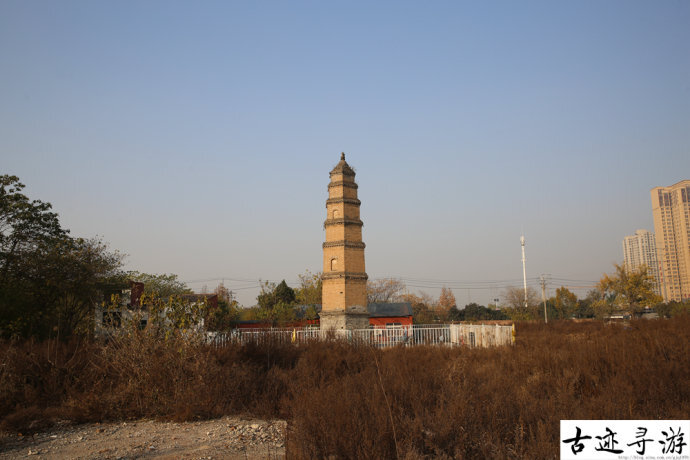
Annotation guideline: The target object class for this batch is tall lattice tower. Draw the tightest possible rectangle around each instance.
[320,153,369,330]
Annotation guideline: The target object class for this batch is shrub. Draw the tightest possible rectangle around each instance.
[1,317,689,459]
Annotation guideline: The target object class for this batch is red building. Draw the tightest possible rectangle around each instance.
[366,303,413,328]
[234,303,413,329]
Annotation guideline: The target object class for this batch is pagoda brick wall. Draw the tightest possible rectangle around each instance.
[321,153,369,329]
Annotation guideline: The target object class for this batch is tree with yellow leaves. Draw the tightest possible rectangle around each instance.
[553,287,578,319]
[438,286,457,309]
[597,263,662,316]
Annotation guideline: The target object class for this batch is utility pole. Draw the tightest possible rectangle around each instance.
[540,274,548,323]
[521,235,527,308]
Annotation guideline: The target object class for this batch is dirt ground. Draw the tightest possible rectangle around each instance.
[0,417,286,459]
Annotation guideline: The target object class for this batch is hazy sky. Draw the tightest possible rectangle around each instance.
[2,1,689,306]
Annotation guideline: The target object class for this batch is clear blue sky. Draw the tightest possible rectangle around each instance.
[2,1,689,306]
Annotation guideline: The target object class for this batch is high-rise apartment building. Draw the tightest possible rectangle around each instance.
[622,229,661,297]
[651,180,690,302]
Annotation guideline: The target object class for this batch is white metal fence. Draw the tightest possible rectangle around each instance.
[207,324,514,349]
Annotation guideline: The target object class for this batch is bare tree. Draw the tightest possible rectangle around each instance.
[503,286,540,309]
[367,278,406,303]
[400,292,437,323]
[214,282,233,303]
[438,286,457,309]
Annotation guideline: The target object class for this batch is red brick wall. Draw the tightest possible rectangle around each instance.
[368,316,413,328]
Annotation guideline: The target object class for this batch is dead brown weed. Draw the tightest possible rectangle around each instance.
[1,317,688,458]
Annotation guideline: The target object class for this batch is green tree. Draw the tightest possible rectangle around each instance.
[553,287,578,319]
[2,236,123,339]
[255,279,297,325]
[295,270,322,306]
[303,305,320,320]
[238,306,261,321]
[0,175,125,339]
[655,300,690,318]
[257,279,296,309]
[574,289,598,318]
[448,306,463,322]
[655,301,671,318]
[275,280,296,305]
[128,272,192,298]
[140,293,208,338]
[670,301,690,317]
[401,292,437,324]
[506,306,541,320]
[1,175,68,282]
[463,303,485,321]
[256,281,278,310]
[457,303,509,321]
[592,293,617,320]
[205,282,240,331]
[598,263,662,316]
[47,237,123,337]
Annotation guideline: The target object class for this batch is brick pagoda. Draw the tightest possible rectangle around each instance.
[320,153,369,330]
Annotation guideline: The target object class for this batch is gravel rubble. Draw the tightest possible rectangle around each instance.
[0,417,286,459]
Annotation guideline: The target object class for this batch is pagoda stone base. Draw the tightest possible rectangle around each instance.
[319,305,370,331]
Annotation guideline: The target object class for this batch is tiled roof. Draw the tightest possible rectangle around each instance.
[297,302,413,318]
[367,302,413,317]
[330,152,355,176]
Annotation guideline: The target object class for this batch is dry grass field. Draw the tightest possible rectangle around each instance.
[1,317,689,459]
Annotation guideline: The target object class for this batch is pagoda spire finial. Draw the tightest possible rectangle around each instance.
[341,152,345,160]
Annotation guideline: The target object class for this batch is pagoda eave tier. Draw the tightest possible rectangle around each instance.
[329,163,356,176]
[324,218,363,227]
[326,198,361,206]
[322,271,369,281]
[322,241,366,249]
[328,181,358,189]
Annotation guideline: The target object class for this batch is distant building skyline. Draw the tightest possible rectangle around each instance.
[622,229,661,297]
[651,180,690,302]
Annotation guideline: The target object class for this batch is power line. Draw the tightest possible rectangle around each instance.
[377,275,534,285]
[184,276,258,284]
[181,274,601,294]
